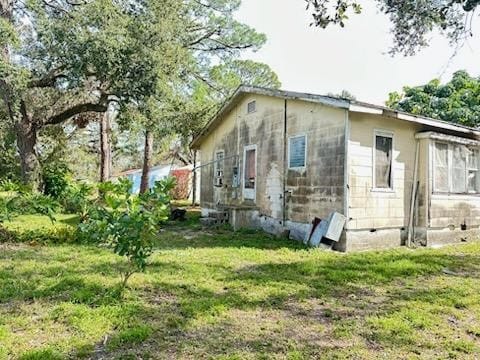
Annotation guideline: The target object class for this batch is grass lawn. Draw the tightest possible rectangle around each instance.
[1,211,480,359]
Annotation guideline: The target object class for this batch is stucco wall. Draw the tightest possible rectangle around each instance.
[198,95,346,227]
[199,94,286,215]
[284,100,345,223]
[347,112,422,232]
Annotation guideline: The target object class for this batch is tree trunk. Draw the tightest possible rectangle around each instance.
[15,114,42,190]
[140,129,153,194]
[100,110,112,182]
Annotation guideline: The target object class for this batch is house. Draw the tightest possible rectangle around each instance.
[114,164,173,194]
[191,86,480,251]
[113,164,200,201]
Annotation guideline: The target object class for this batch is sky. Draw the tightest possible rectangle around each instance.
[235,0,480,105]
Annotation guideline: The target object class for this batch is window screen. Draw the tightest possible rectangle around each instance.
[375,135,393,188]
[289,135,306,168]
[434,142,480,194]
[434,142,449,192]
[452,145,466,193]
[247,101,256,114]
[244,149,256,189]
[214,151,224,187]
[468,149,479,193]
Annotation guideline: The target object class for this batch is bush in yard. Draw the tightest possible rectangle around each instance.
[0,225,76,244]
[42,163,72,199]
[8,193,60,223]
[62,182,93,221]
[0,179,19,192]
[0,197,14,223]
[78,177,175,292]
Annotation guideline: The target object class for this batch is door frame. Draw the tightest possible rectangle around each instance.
[243,144,257,201]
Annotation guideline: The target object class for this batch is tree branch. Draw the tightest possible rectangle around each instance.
[28,67,67,88]
[45,102,107,126]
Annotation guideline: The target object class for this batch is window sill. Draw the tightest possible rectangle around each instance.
[370,188,395,193]
[432,192,480,199]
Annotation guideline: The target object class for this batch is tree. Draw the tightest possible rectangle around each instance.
[386,70,480,127]
[130,0,274,193]
[0,0,185,190]
[306,0,480,55]
[327,89,356,100]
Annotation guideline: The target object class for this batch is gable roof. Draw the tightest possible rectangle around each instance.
[191,85,480,149]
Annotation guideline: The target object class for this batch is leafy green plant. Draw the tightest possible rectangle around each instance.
[0,197,14,223]
[62,182,93,221]
[0,178,29,193]
[0,225,75,244]
[42,163,72,199]
[8,193,60,223]
[78,177,175,292]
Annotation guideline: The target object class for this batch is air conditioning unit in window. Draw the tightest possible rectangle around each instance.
[216,170,223,178]
[214,177,223,187]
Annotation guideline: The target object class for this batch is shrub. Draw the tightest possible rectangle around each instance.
[8,193,60,222]
[78,177,175,291]
[0,179,29,193]
[0,197,14,223]
[62,182,93,221]
[42,163,71,199]
[0,225,75,244]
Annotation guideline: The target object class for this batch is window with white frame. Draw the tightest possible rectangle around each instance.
[374,132,393,189]
[214,151,224,187]
[433,142,480,193]
[289,135,307,169]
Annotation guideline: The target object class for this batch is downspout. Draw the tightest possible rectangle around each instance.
[343,109,350,220]
[282,99,288,226]
[407,140,420,247]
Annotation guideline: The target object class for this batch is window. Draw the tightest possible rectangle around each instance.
[244,148,256,189]
[243,145,257,200]
[247,100,256,114]
[434,142,449,192]
[468,149,480,193]
[452,145,466,193]
[289,135,307,169]
[214,151,224,187]
[433,142,480,194]
[374,132,393,189]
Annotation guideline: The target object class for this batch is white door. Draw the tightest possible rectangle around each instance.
[243,145,257,201]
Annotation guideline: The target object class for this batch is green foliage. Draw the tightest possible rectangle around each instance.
[0,178,27,192]
[62,182,93,221]
[386,70,480,127]
[42,163,72,199]
[0,225,75,245]
[1,215,480,358]
[209,60,281,95]
[306,0,478,55]
[8,193,60,223]
[0,197,14,223]
[78,177,175,289]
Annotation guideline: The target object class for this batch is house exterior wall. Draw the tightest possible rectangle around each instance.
[344,114,480,251]
[342,112,422,251]
[421,134,480,246]
[198,95,346,239]
[197,92,480,251]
